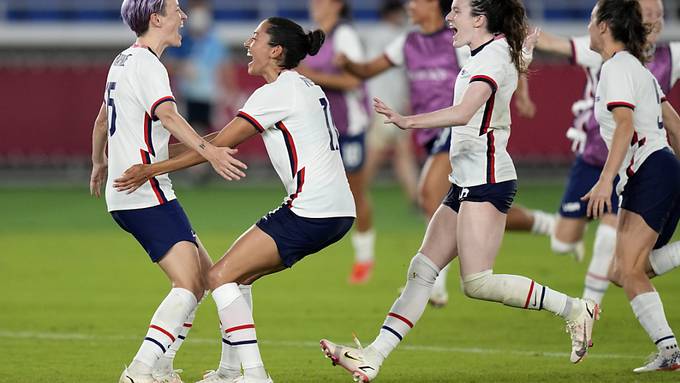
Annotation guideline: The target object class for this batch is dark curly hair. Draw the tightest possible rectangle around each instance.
[596,0,651,63]
[266,17,326,69]
[470,0,528,73]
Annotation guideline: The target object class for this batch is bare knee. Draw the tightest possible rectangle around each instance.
[172,275,204,301]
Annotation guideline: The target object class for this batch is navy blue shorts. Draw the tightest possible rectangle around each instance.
[424,128,451,156]
[256,206,355,268]
[620,148,680,249]
[559,156,619,218]
[442,180,517,214]
[339,132,366,173]
[110,199,197,263]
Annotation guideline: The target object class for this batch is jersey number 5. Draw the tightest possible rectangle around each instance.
[320,98,339,151]
[106,82,118,136]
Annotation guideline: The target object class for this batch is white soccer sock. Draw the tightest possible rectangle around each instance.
[369,253,439,361]
[352,229,375,263]
[461,271,571,317]
[155,307,197,374]
[531,210,555,236]
[213,283,267,379]
[218,284,253,377]
[583,224,616,305]
[129,288,197,376]
[630,292,678,354]
[650,241,680,276]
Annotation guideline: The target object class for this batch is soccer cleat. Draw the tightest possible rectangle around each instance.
[195,370,237,383]
[119,366,159,383]
[231,375,273,383]
[349,261,374,284]
[153,368,184,383]
[565,299,600,363]
[532,211,557,237]
[428,288,449,308]
[320,337,380,382]
[633,351,680,373]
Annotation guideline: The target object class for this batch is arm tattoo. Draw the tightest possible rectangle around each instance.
[199,143,206,150]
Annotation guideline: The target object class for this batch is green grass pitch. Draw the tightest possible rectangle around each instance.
[1,182,678,382]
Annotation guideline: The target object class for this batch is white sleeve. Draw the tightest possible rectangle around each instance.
[237,82,294,133]
[570,35,602,69]
[468,50,506,93]
[455,46,471,67]
[133,55,175,119]
[670,41,680,87]
[383,33,407,66]
[601,61,636,111]
[334,24,364,62]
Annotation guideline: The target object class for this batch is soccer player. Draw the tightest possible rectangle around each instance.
[319,1,599,381]
[296,0,375,284]
[114,17,356,382]
[89,1,247,383]
[535,0,680,306]
[583,0,680,372]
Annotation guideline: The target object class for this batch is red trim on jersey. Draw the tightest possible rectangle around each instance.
[287,167,306,208]
[469,75,498,92]
[140,149,167,204]
[225,324,255,334]
[150,96,176,120]
[523,280,535,309]
[569,39,577,66]
[237,111,265,133]
[388,312,414,328]
[474,79,497,136]
[626,155,636,178]
[276,121,298,177]
[661,97,668,103]
[131,43,148,49]
[149,324,175,342]
[144,113,155,156]
[607,101,635,111]
[486,131,496,184]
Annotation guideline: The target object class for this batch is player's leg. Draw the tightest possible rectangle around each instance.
[505,204,556,236]
[582,214,617,305]
[342,133,376,284]
[392,129,419,206]
[455,182,598,363]
[320,186,459,382]
[154,236,214,381]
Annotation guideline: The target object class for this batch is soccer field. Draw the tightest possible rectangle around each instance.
[1,183,678,383]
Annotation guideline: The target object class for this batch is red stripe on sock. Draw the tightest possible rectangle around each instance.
[388,312,414,328]
[183,323,193,328]
[149,325,175,342]
[586,272,609,281]
[523,280,535,309]
[225,324,255,333]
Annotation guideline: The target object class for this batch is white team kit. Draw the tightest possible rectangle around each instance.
[237,70,356,218]
[594,51,669,194]
[104,44,177,212]
[449,36,518,187]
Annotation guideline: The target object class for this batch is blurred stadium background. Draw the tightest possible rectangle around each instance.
[1,0,679,184]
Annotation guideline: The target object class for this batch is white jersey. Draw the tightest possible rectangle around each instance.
[237,70,356,218]
[449,37,517,187]
[104,45,177,212]
[594,51,668,194]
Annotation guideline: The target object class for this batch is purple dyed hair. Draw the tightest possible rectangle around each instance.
[121,0,166,37]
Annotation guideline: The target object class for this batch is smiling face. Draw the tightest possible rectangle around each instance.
[446,0,479,48]
[244,21,277,76]
[158,0,187,47]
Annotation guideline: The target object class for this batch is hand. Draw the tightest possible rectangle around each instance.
[333,53,350,70]
[374,97,409,130]
[207,146,248,181]
[566,127,586,154]
[113,164,154,194]
[523,27,541,55]
[581,178,613,219]
[89,161,108,197]
[514,94,536,118]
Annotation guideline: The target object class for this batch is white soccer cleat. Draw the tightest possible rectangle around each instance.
[153,368,184,383]
[320,337,380,382]
[532,211,556,237]
[119,366,159,383]
[565,299,600,363]
[195,370,237,383]
[428,289,449,308]
[231,375,273,382]
[633,351,680,373]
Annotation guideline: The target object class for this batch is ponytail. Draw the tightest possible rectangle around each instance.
[470,0,528,73]
[266,17,326,69]
[596,0,651,63]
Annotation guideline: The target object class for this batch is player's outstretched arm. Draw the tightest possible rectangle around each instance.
[154,101,246,181]
[335,52,393,79]
[90,102,108,198]
[373,81,492,130]
[535,29,573,57]
[169,131,220,158]
[113,117,256,193]
[297,64,362,91]
[663,101,680,156]
[514,74,536,118]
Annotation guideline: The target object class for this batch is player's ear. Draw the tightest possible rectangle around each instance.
[270,45,284,60]
[150,13,162,28]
